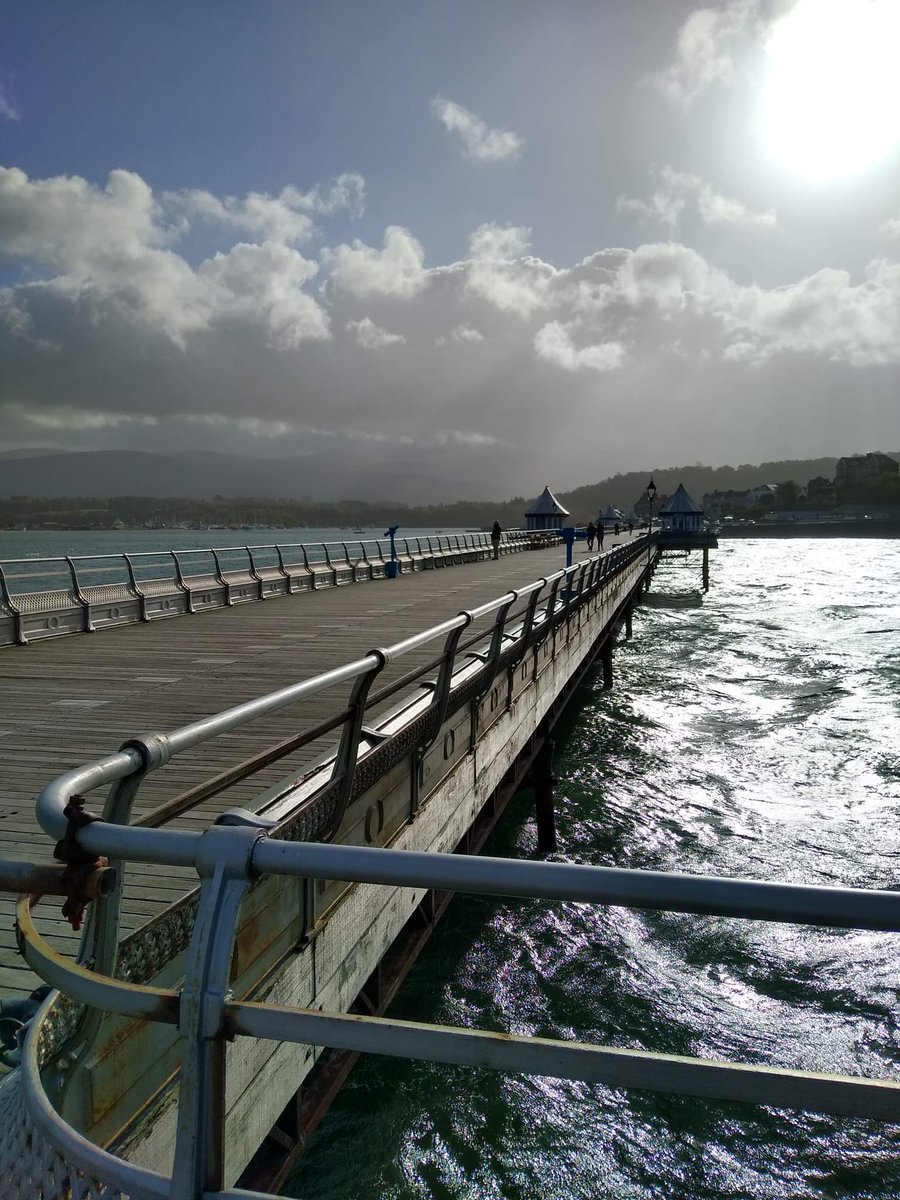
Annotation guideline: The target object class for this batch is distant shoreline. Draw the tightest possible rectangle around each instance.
[718,520,900,538]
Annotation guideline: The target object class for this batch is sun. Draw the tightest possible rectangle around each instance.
[760,0,900,181]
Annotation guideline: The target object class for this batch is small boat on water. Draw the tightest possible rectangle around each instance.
[353,526,366,534]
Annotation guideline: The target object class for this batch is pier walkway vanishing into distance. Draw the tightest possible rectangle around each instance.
[0,530,573,997]
[4,526,900,1200]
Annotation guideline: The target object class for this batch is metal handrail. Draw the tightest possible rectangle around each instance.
[35,539,623,847]
[13,532,900,1198]
[12,827,900,1198]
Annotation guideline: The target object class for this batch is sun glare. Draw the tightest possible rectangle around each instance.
[761,0,900,181]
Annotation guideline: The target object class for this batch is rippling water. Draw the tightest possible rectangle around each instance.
[288,539,900,1200]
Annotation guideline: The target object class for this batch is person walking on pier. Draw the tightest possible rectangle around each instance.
[491,520,502,560]
[597,522,605,550]
[586,520,596,551]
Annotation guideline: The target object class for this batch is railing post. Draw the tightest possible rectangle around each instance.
[211,549,233,606]
[275,544,293,592]
[0,563,26,645]
[471,592,517,724]
[322,653,389,840]
[171,552,195,612]
[341,541,356,581]
[170,824,259,1198]
[322,543,338,587]
[547,574,565,659]
[422,616,471,744]
[300,542,315,589]
[245,546,265,600]
[123,554,150,621]
[66,556,94,633]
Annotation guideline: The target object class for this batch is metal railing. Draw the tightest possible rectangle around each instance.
[0,528,553,646]
[12,813,900,1196]
[17,534,892,1200]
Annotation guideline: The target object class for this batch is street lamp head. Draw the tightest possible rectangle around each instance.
[646,478,657,502]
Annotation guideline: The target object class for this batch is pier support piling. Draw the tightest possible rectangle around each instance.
[702,547,710,592]
[624,604,633,641]
[601,638,614,690]
[532,728,558,853]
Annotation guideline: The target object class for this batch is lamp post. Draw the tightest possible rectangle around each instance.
[646,477,657,576]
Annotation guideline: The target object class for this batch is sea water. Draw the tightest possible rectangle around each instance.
[288,538,900,1200]
[0,527,464,562]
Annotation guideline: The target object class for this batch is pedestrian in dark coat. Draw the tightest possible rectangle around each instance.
[585,521,596,551]
[491,520,502,560]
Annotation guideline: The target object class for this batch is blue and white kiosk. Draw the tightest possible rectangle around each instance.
[657,483,717,589]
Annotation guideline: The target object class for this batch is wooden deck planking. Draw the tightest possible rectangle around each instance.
[0,539,630,997]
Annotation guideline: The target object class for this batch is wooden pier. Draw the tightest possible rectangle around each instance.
[5,527,895,1200]
[0,535,639,999]
[0,530,655,1191]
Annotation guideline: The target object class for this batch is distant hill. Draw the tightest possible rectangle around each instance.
[554,456,899,518]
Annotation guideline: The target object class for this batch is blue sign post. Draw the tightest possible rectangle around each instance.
[384,526,400,578]
[561,526,576,569]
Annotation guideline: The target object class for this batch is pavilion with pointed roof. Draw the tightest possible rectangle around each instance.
[524,486,570,531]
[659,484,704,533]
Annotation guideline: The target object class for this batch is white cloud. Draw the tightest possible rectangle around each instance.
[0,75,20,121]
[325,226,428,298]
[0,166,330,349]
[347,316,406,349]
[535,322,627,373]
[651,1,763,103]
[174,189,317,245]
[465,222,551,317]
[199,242,329,348]
[451,324,484,343]
[468,222,531,260]
[172,173,365,245]
[431,96,523,163]
[4,164,900,495]
[619,166,775,231]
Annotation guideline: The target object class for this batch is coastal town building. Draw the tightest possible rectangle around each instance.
[834,452,899,489]
[806,476,834,500]
[524,485,569,531]
[702,484,776,519]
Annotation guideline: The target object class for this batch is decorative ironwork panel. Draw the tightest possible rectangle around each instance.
[116,892,200,986]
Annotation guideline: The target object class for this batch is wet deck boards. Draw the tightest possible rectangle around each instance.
[0,539,635,999]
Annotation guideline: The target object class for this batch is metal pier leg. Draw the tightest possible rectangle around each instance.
[601,638,614,690]
[702,546,710,592]
[625,602,633,641]
[532,725,557,853]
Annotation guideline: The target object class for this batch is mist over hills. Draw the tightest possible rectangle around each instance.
[1,448,894,513]
[0,448,481,505]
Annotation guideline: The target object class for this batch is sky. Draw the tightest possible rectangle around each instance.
[2,0,900,499]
